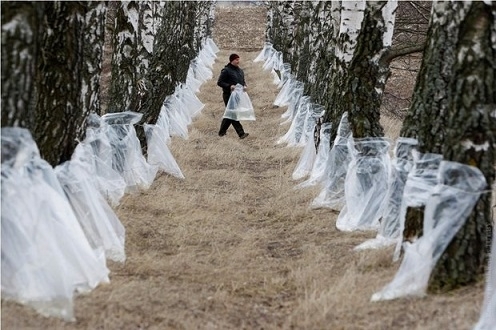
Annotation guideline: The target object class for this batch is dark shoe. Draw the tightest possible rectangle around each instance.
[219,132,226,137]
[239,133,249,139]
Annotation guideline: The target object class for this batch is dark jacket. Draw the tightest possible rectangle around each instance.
[217,63,246,95]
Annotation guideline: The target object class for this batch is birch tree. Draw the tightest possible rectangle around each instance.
[107,1,213,147]
[346,0,396,138]
[36,2,106,165]
[137,2,211,134]
[313,0,397,139]
[306,1,339,108]
[265,1,426,142]
[1,2,106,166]
[267,1,298,67]
[107,1,141,114]
[1,2,43,129]
[398,1,495,291]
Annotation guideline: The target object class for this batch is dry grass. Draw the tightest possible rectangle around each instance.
[1,5,485,330]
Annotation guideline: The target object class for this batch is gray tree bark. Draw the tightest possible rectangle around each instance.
[429,1,495,291]
[137,2,212,145]
[306,2,338,108]
[108,1,140,114]
[1,2,44,129]
[31,2,105,166]
[399,1,495,291]
[267,1,297,67]
[267,1,394,141]
[343,1,391,138]
[399,1,469,246]
[107,1,213,148]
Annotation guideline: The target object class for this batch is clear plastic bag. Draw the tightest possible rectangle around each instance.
[263,50,282,72]
[206,37,219,54]
[102,111,156,193]
[292,132,317,180]
[280,80,304,124]
[186,65,202,93]
[162,95,189,139]
[1,127,109,321]
[80,113,127,207]
[55,159,126,263]
[336,137,391,232]
[144,123,185,179]
[277,63,292,89]
[223,84,256,121]
[274,75,297,107]
[173,83,205,122]
[311,112,352,210]
[295,122,332,189]
[254,42,274,63]
[354,137,418,250]
[277,96,311,146]
[371,161,487,301]
[392,151,443,261]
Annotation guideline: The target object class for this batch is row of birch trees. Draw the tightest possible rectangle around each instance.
[265,0,495,292]
[1,1,215,166]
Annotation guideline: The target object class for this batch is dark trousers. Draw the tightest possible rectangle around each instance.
[219,92,245,137]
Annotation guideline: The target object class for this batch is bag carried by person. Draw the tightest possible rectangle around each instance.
[223,84,256,121]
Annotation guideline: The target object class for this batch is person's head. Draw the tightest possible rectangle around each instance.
[229,53,240,66]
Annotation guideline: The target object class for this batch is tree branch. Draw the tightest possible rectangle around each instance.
[384,44,425,64]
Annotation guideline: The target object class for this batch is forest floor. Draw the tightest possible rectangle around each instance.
[1,4,485,330]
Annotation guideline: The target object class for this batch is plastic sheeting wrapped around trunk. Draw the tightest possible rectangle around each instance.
[336,137,391,232]
[372,161,487,302]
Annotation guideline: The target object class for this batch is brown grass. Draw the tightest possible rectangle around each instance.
[1,5,484,330]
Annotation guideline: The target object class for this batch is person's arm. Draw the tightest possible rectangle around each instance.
[240,69,247,90]
[217,68,231,90]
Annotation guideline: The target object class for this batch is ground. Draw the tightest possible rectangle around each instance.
[1,4,485,330]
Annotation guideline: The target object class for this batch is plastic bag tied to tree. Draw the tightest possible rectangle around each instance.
[144,122,185,179]
[280,80,304,124]
[336,137,391,232]
[54,156,126,263]
[371,161,487,302]
[274,75,297,108]
[292,107,326,181]
[355,137,418,250]
[1,127,109,321]
[311,112,353,211]
[80,113,127,207]
[393,150,443,261]
[277,96,313,147]
[102,111,156,193]
[295,122,333,189]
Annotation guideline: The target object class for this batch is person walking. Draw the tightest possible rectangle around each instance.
[217,53,249,139]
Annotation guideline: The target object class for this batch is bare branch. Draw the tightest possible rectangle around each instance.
[407,1,431,21]
[385,44,425,63]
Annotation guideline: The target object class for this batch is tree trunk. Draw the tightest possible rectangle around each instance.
[398,1,470,245]
[399,1,469,152]
[81,2,106,119]
[267,1,297,67]
[347,1,395,138]
[323,0,367,140]
[108,1,140,114]
[1,2,44,129]
[136,1,213,149]
[99,1,119,114]
[307,1,339,108]
[428,1,495,291]
[35,2,105,166]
